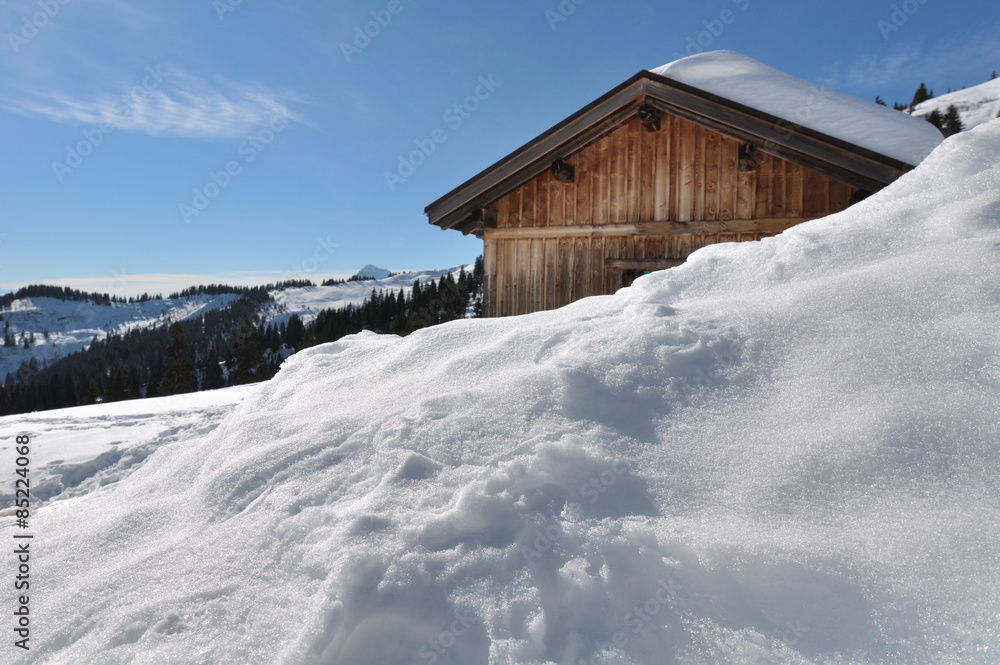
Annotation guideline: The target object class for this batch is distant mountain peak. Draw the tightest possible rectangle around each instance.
[354,264,391,280]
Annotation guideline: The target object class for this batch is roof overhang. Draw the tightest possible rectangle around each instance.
[425,71,914,236]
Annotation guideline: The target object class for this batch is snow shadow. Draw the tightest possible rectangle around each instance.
[301,556,489,665]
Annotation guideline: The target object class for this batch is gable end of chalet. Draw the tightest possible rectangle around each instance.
[425,64,928,317]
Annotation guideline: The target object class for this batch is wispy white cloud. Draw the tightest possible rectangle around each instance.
[823,27,1000,93]
[0,67,308,139]
[820,43,925,90]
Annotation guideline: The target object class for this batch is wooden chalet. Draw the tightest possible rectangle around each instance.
[425,61,923,318]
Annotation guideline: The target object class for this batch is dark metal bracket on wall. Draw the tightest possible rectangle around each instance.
[738,143,759,172]
[551,159,575,183]
[637,103,662,132]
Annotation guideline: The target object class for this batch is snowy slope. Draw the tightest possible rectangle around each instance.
[652,51,944,166]
[0,265,471,381]
[911,77,1000,131]
[269,266,471,325]
[3,123,999,664]
[0,385,254,513]
[0,294,241,380]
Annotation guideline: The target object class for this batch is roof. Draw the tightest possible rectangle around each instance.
[652,51,943,166]
[426,51,944,235]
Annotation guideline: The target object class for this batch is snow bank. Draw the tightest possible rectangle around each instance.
[0,385,253,512]
[6,123,1000,664]
[652,51,944,166]
[911,77,1000,131]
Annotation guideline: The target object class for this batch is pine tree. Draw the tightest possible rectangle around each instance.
[942,105,964,136]
[62,374,77,407]
[201,346,226,390]
[992,71,997,80]
[875,96,886,106]
[231,318,263,385]
[924,109,944,131]
[909,83,933,111]
[83,380,101,405]
[105,368,130,402]
[161,322,197,395]
[284,314,305,351]
[127,366,142,397]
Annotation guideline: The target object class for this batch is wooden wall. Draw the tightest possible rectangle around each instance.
[483,114,856,317]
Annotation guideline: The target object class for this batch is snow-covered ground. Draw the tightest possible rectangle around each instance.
[0,385,255,514]
[268,266,472,325]
[0,294,241,380]
[2,122,999,664]
[911,77,1000,131]
[653,51,943,165]
[0,265,471,380]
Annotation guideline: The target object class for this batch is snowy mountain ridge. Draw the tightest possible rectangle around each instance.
[910,77,1000,131]
[0,293,241,382]
[0,265,470,382]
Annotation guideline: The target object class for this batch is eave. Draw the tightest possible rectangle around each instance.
[425,71,914,236]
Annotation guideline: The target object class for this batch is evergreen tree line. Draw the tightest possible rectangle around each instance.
[3,321,44,350]
[312,261,483,342]
[167,280,313,300]
[0,260,483,415]
[0,286,276,414]
[0,285,133,309]
[873,74,1000,138]
[320,272,400,287]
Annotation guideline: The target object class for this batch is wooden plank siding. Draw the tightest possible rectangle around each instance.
[483,113,858,318]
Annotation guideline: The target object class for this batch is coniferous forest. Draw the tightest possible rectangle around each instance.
[0,259,483,416]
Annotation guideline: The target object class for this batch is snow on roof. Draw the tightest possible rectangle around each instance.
[651,51,944,166]
[911,77,1000,131]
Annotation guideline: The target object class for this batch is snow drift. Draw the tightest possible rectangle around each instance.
[6,122,1000,664]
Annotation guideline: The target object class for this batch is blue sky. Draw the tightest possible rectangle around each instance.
[1,0,997,296]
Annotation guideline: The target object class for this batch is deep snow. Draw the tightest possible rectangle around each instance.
[0,385,254,514]
[652,51,944,166]
[2,122,999,665]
